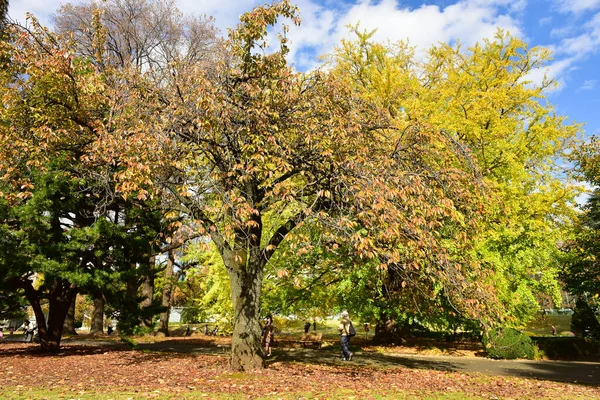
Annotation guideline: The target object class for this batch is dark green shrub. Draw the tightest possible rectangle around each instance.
[532,336,600,359]
[571,300,600,339]
[483,327,535,359]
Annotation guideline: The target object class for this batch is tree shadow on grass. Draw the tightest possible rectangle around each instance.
[502,360,600,385]
[267,347,600,387]
[267,347,458,372]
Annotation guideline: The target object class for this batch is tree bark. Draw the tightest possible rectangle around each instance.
[158,251,175,336]
[372,315,404,345]
[21,278,75,352]
[62,293,78,335]
[89,295,104,336]
[140,256,155,327]
[226,248,265,371]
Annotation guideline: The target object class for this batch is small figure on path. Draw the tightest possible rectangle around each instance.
[338,311,354,361]
[107,325,113,335]
[211,325,219,336]
[552,325,557,336]
[204,324,209,335]
[185,325,191,336]
[262,315,275,357]
[313,320,316,331]
[364,323,370,338]
[20,320,36,343]
[304,321,311,333]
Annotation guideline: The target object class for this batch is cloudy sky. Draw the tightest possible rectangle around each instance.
[7,0,600,138]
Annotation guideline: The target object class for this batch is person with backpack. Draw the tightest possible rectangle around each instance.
[338,310,355,361]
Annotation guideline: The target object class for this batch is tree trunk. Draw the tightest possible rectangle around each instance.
[372,314,404,345]
[63,293,78,335]
[158,251,175,336]
[140,256,155,327]
[89,295,104,336]
[21,278,75,352]
[226,250,265,371]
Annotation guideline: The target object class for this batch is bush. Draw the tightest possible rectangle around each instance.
[571,300,600,339]
[483,327,535,360]
[532,336,600,359]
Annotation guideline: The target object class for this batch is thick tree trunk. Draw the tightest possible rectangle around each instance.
[226,250,265,371]
[158,251,175,336]
[89,295,104,336]
[21,278,75,352]
[63,294,78,335]
[372,315,404,345]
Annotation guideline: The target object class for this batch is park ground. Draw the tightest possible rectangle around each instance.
[1,330,600,400]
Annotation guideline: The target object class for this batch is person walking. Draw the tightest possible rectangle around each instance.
[20,320,35,343]
[338,311,354,361]
[262,315,275,357]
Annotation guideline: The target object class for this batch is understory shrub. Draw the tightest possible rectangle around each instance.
[483,327,535,359]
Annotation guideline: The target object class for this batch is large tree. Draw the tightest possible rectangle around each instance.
[94,1,496,370]
[326,28,579,333]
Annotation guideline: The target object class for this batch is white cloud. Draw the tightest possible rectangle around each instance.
[581,79,598,90]
[539,16,552,26]
[7,0,58,27]
[282,0,524,70]
[555,0,600,13]
[176,0,256,35]
[556,12,600,56]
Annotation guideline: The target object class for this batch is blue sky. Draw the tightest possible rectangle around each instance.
[8,0,600,139]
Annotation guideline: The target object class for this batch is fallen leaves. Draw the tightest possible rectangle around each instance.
[0,341,599,399]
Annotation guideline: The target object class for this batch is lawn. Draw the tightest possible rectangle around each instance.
[2,339,600,399]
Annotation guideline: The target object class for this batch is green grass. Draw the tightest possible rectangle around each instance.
[0,387,492,400]
[524,314,572,336]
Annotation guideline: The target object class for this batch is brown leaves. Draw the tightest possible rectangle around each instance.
[1,341,599,399]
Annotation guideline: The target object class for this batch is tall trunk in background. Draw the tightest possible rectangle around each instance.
[89,295,104,335]
[158,251,175,335]
[63,293,78,335]
[140,256,155,327]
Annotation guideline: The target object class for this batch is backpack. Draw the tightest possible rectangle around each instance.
[348,322,356,337]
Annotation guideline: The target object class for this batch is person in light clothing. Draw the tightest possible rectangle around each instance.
[338,311,353,361]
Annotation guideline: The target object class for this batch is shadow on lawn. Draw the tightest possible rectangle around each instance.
[267,347,458,372]
[267,347,600,386]
[3,336,600,386]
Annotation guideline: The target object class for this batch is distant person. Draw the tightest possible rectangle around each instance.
[185,325,191,336]
[338,311,354,361]
[262,315,275,357]
[204,324,209,335]
[313,320,316,331]
[9,327,14,335]
[107,325,113,335]
[304,321,311,333]
[20,320,35,343]
[364,323,370,338]
[552,325,557,336]
[211,325,219,336]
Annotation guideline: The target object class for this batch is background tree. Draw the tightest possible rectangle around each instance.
[326,28,579,335]
[0,15,172,349]
[562,136,600,306]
